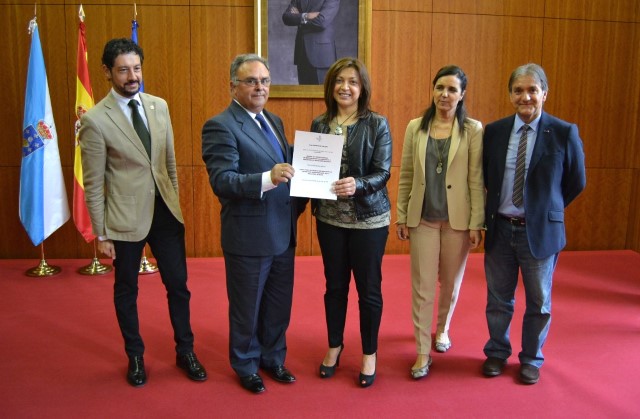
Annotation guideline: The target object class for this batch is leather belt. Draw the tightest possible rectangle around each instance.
[500,214,526,226]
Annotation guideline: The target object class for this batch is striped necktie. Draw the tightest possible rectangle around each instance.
[512,124,529,207]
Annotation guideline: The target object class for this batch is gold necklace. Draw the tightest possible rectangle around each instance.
[334,110,357,135]
[430,119,454,174]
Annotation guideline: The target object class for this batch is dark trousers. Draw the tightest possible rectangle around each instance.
[112,196,193,358]
[224,246,295,377]
[296,44,328,85]
[316,220,388,355]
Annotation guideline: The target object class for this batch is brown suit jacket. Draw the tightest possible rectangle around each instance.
[79,91,183,242]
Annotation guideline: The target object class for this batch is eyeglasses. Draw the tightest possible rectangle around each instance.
[235,78,271,87]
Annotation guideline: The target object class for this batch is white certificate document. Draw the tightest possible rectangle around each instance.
[290,130,343,200]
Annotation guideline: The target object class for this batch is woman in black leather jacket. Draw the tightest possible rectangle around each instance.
[311,57,392,388]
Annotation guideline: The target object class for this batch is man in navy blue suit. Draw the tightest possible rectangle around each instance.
[201,54,299,394]
[481,63,586,384]
[282,0,340,85]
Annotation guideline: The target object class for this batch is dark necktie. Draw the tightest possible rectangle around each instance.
[255,113,284,162]
[128,99,151,158]
[512,124,529,207]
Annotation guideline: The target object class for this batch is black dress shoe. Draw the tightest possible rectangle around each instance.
[127,355,146,387]
[482,357,507,377]
[176,352,207,381]
[240,373,266,394]
[519,364,540,384]
[265,365,296,383]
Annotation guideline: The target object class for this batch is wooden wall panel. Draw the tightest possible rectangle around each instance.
[370,9,432,168]
[545,0,640,22]
[433,0,545,16]
[192,166,221,257]
[190,4,255,167]
[430,14,544,126]
[542,19,640,170]
[373,0,431,12]
[566,168,632,250]
[628,170,640,251]
[1,1,639,258]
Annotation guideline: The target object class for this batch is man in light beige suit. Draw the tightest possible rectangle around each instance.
[80,38,206,387]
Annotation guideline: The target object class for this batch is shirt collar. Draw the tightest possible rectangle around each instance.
[513,113,542,134]
[111,88,142,107]
[233,99,261,119]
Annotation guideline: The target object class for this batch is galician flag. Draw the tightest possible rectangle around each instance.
[20,18,70,246]
[73,6,96,242]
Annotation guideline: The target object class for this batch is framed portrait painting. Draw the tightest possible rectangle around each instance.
[255,0,372,98]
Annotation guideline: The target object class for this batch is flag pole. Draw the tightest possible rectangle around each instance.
[78,240,113,275]
[73,4,112,276]
[25,243,61,277]
[131,2,157,274]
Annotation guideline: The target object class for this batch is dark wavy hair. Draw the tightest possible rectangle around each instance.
[101,38,144,69]
[419,65,468,135]
[321,57,372,124]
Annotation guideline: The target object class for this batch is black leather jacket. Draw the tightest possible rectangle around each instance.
[310,112,392,220]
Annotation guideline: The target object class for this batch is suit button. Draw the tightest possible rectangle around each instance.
[447,185,452,189]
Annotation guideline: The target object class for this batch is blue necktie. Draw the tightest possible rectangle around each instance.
[255,113,284,162]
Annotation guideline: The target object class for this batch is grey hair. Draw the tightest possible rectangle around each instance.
[508,63,548,92]
[230,54,269,83]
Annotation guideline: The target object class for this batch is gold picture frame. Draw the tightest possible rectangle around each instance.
[255,0,372,98]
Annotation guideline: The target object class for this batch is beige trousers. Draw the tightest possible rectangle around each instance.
[410,219,470,354]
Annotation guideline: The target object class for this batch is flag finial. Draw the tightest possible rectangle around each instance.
[27,17,37,35]
[79,5,85,22]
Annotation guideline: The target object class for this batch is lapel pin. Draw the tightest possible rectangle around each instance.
[150,105,155,110]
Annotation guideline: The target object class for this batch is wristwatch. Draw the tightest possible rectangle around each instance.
[301,13,308,24]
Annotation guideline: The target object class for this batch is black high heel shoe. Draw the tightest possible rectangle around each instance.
[319,344,344,378]
[359,353,377,388]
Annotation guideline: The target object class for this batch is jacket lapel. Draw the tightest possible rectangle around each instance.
[528,112,549,174]
[447,118,461,167]
[103,93,150,162]
[231,102,283,164]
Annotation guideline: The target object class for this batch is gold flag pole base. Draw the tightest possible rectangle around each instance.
[139,255,158,275]
[25,259,62,277]
[78,258,113,275]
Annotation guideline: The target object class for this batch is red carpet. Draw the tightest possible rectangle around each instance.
[0,251,639,418]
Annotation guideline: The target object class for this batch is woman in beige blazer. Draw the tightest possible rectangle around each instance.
[396,65,484,379]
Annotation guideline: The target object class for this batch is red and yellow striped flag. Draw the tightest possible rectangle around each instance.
[73,5,95,242]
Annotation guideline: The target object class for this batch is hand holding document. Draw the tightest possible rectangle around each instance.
[290,130,343,200]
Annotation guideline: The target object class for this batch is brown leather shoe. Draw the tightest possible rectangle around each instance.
[482,357,506,377]
[519,364,540,384]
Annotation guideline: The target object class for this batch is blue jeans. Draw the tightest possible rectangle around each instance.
[483,217,558,368]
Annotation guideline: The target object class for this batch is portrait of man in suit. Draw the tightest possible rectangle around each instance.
[79,38,207,387]
[201,54,300,394]
[282,0,340,85]
[481,63,586,385]
[262,0,358,86]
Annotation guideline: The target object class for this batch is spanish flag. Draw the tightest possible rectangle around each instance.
[73,5,95,242]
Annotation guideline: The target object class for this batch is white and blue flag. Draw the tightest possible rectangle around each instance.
[20,19,69,246]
